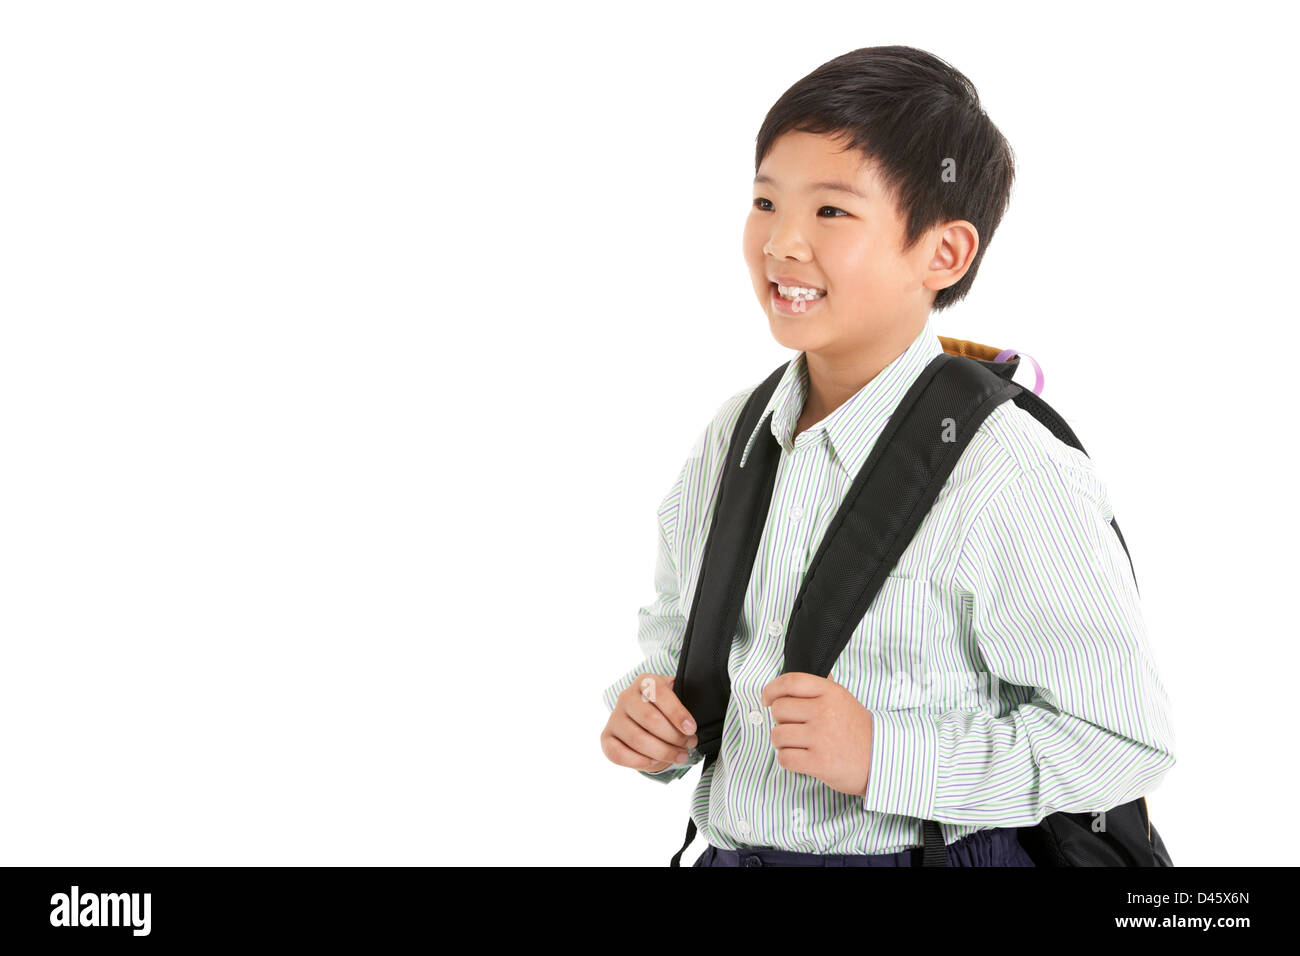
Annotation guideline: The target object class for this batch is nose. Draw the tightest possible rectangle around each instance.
[763,229,809,260]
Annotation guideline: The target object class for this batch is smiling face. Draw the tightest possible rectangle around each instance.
[743,129,953,363]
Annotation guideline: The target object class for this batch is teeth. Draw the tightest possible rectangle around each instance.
[776,283,825,300]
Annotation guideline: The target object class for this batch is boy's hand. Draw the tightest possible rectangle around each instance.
[761,672,874,797]
[601,674,700,774]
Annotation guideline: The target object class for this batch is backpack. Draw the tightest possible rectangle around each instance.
[667,336,1173,867]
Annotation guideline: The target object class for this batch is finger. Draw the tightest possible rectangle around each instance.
[624,676,698,748]
[638,674,679,702]
[613,713,691,767]
[770,721,815,751]
[639,676,658,703]
[628,699,698,752]
[642,674,697,738]
[761,671,827,707]
[624,702,696,754]
[774,744,813,776]
[769,695,816,724]
[625,675,698,749]
[603,731,679,773]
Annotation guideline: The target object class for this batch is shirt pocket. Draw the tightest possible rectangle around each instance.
[828,574,933,712]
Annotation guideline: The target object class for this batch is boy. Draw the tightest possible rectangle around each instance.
[598,46,1175,867]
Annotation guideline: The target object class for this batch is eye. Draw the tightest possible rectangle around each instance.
[751,197,849,218]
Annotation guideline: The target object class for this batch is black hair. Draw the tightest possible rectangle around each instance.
[755,46,1016,312]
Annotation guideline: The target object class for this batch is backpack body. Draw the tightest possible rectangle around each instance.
[668,337,1172,867]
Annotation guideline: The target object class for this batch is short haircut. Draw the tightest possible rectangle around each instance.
[755,46,1016,312]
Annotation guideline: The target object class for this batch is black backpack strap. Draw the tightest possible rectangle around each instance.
[782,353,1016,866]
[673,363,789,759]
[668,367,784,868]
[669,816,697,868]
[669,751,718,867]
[921,820,949,866]
[782,353,1019,676]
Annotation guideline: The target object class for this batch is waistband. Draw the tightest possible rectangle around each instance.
[694,826,1035,867]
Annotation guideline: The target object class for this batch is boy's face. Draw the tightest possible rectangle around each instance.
[743,130,946,360]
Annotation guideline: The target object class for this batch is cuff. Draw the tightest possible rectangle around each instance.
[638,762,693,784]
[861,709,942,820]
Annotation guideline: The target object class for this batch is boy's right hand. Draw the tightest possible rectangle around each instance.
[600,673,699,774]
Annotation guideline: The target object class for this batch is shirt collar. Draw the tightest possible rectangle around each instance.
[738,316,944,480]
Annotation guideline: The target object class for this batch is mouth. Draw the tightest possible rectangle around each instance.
[769,281,827,315]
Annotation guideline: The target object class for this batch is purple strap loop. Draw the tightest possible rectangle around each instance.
[993,348,1044,395]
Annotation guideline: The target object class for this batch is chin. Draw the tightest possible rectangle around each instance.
[768,317,821,352]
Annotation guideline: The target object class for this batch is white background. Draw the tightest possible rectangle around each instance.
[1,0,1293,866]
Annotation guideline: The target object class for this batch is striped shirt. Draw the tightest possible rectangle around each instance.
[601,315,1176,855]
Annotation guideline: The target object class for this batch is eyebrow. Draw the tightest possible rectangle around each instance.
[753,173,869,202]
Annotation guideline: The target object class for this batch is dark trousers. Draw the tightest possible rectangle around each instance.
[692,826,1036,867]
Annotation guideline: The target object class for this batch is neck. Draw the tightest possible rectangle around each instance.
[802,317,927,422]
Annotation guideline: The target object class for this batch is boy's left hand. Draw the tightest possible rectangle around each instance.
[760,672,873,798]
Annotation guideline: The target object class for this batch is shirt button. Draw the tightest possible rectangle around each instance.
[767,620,784,638]
[748,709,764,725]
[789,504,804,521]
[737,820,752,835]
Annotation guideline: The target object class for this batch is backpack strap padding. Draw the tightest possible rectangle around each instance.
[672,362,788,760]
[783,354,1020,677]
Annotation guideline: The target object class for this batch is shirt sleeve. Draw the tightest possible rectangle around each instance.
[861,458,1177,826]
[601,456,703,785]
